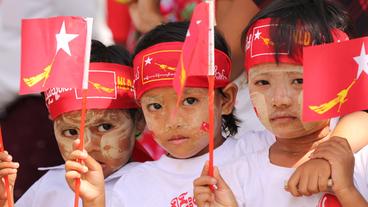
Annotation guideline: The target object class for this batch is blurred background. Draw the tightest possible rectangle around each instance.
[0,0,367,200]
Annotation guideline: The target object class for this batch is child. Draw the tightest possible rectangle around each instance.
[65,21,248,207]
[0,40,148,207]
[193,0,368,206]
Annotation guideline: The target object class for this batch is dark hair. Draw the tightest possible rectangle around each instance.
[133,21,239,137]
[133,21,231,57]
[241,0,351,63]
[90,40,131,66]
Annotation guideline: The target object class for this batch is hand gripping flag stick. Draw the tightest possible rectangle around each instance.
[0,127,13,207]
[73,17,93,207]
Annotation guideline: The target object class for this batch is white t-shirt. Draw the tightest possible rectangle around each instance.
[232,73,265,138]
[111,133,275,207]
[15,162,137,207]
[222,131,368,207]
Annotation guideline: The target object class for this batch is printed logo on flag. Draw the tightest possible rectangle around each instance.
[140,50,180,85]
[20,16,88,94]
[75,70,117,99]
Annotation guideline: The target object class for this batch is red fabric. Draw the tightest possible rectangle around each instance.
[133,42,231,100]
[20,16,89,94]
[45,62,137,120]
[173,2,210,97]
[107,0,132,44]
[303,36,368,121]
[244,18,349,72]
[244,18,304,71]
[131,140,154,162]
[317,193,342,207]
[138,130,166,160]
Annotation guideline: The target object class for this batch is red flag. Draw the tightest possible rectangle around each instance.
[20,16,90,94]
[303,36,368,121]
[173,2,209,96]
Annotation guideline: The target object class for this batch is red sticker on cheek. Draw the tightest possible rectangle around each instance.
[200,122,209,132]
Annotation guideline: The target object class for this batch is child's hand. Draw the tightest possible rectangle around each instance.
[286,158,331,196]
[193,162,238,207]
[310,136,355,196]
[65,139,105,206]
[0,151,18,206]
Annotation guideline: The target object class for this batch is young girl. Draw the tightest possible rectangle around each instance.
[0,40,148,207]
[193,0,368,206]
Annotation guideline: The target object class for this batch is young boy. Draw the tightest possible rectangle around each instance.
[0,40,148,207]
[193,0,368,206]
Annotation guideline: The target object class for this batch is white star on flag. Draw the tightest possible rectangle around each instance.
[196,20,202,25]
[186,30,191,37]
[354,43,368,79]
[254,30,261,40]
[145,57,153,66]
[56,21,78,56]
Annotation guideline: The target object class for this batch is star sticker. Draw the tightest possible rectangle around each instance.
[254,30,261,40]
[354,43,368,79]
[145,57,153,66]
[56,21,78,56]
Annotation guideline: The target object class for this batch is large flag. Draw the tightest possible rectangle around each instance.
[303,36,368,121]
[20,16,91,94]
[173,1,209,96]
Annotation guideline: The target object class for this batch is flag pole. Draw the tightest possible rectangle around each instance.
[74,17,93,207]
[0,127,13,207]
[206,0,215,179]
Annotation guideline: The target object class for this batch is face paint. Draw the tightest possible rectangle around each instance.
[248,63,329,139]
[200,122,209,132]
[140,87,224,159]
[250,91,272,130]
[54,109,136,177]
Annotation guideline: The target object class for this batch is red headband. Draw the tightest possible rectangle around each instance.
[45,62,137,120]
[133,42,231,100]
[244,18,349,72]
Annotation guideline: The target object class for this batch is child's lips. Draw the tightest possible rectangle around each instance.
[168,136,189,145]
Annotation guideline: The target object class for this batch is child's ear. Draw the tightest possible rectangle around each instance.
[135,110,146,133]
[221,83,238,115]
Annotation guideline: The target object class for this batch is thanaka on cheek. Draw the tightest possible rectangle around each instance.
[250,91,272,130]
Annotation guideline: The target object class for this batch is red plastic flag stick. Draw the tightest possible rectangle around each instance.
[208,76,215,178]
[0,127,13,207]
[73,89,88,207]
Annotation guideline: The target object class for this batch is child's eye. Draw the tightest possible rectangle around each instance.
[62,129,79,137]
[292,78,303,84]
[147,103,162,111]
[183,97,198,106]
[254,80,270,86]
[97,123,113,132]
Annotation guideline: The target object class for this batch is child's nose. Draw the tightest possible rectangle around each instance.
[271,84,292,108]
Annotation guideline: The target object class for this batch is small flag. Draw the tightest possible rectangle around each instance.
[303,36,368,121]
[20,16,90,94]
[173,2,209,97]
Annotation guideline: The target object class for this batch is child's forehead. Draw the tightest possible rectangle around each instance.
[54,109,129,124]
[249,63,303,78]
[141,87,208,99]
